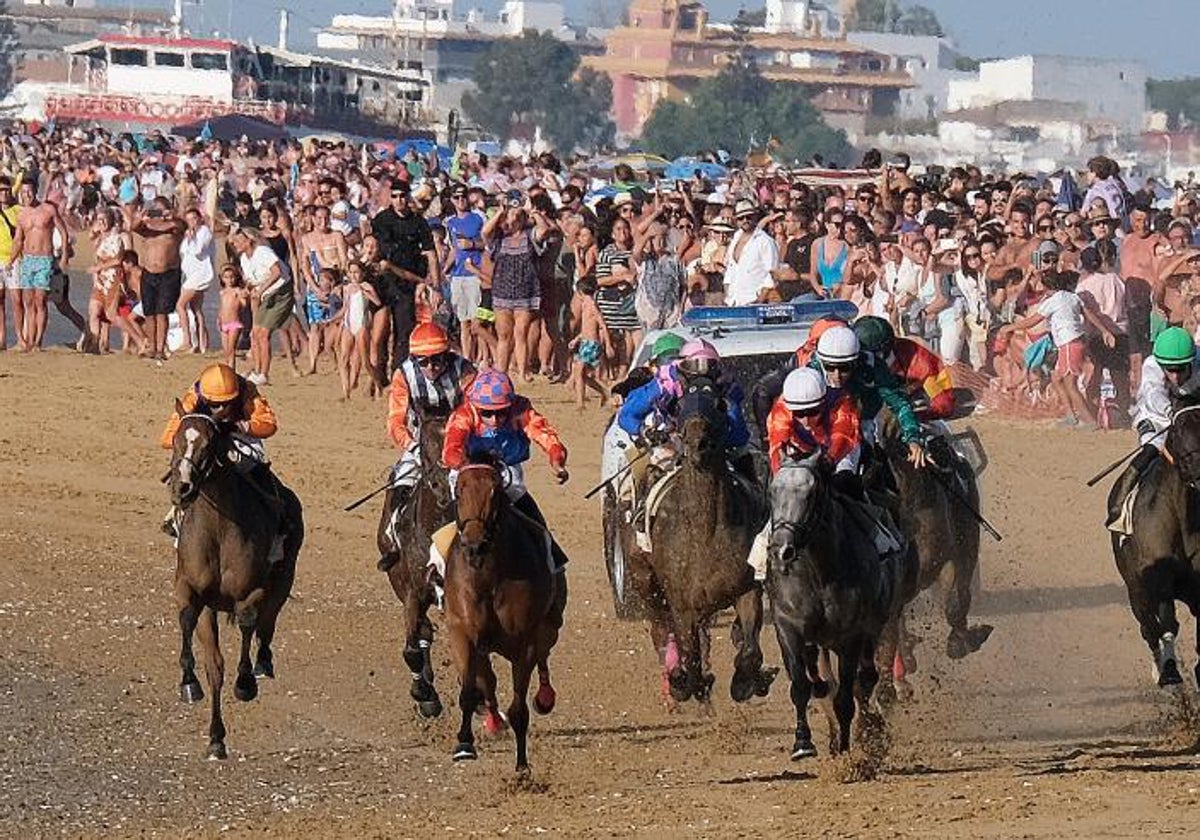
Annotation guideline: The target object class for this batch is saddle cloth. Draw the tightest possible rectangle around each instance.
[1107,481,1140,542]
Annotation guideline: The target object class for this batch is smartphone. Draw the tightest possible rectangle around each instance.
[937,238,957,252]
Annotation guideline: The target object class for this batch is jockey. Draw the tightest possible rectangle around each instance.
[437,369,570,570]
[159,363,283,551]
[1109,327,1200,527]
[611,331,686,400]
[853,316,956,420]
[766,366,861,479]
[809,325,927,469]
[378,322,475,571]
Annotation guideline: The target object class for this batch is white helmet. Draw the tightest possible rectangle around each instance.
[816,325,860,366]
[782,367,827,412]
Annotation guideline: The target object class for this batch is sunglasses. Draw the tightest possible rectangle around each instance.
[1163,363,1192,375]
[964,251,982,259]
[824,361,854,373]
[414,354,446,368]
[479,408,507,418]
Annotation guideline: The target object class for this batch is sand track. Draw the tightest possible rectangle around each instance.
[2,351,1200,838]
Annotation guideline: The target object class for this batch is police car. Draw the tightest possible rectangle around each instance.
[600,299,858,618]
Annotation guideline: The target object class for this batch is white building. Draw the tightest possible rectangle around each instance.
[946,55,1146,135]
[847,31,972,122]
[762,0,844,37]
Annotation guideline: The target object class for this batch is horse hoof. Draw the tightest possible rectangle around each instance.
[533,683,557,715]
[253,659,275,679]
[790,738,817,761]
[207,741,228,761]
[180,681,204,704]
[417,698,444,719]
[730,674,754,704]
[234,675,258,702]
[967,624,994,651]
[754,666,779,697]
[452,742,477,762]
[1159,659,1183,687]
[811,678,830,700]
[484,709,508,735]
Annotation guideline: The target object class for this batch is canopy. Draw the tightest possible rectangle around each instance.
[170,114,288,142]
[589,153,670,175]
[664,157,728,181]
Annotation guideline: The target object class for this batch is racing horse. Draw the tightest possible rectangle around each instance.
[377,403,454,718]
[632,375,776,706]
[443,458,567,774]
[768,453,919,759]
[871,412,992,692]
[1110,404,1200,688]
[167,407,304,759]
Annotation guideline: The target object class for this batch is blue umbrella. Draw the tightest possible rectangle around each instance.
[664,157,728,181]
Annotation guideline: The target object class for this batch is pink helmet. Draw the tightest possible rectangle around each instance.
[677,338,721,378]
[468,369,515,410]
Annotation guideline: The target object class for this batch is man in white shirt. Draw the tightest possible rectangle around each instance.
[724,199,779,306]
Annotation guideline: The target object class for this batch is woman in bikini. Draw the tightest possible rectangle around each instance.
[809,211,848,298]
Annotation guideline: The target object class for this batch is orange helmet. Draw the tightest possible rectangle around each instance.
[410,322,450,357]
[197,363,241,403]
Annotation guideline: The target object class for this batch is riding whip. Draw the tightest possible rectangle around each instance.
[584,449,650,500]
[343,465,418,512]
[1085,426,1169,488]
[926,459,1003,542]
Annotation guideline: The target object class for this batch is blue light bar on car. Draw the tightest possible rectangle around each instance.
[681,300,859,329]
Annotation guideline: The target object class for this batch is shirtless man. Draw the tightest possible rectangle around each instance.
[986,203,1037,283]
[131,197,186,360]
[1120,205,1167,389]
[300,204,348,295]
[6,181,70,351]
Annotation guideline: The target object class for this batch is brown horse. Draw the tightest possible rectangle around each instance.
[870,413,992,697]
[167,407,304,759]
[443,460,567,773]
[627,376,776,707]
[377,404,454,718]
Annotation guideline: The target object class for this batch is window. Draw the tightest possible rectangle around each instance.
[1119,71,1125,81]
[154,52,185,67]
[110,49,147,67]
[191,52,228,71]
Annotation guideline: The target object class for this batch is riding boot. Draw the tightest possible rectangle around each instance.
[513,493,569,570]
[377,484,415,572]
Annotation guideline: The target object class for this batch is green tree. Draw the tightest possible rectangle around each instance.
[640,62,853,165]
[1147,78,1200,130]
[463,31,614,152]
[0,0,17,102]
[850,0,942,36]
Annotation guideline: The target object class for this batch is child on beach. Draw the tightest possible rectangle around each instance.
[306,267,343,374]
[337,260,384,400]
[466,250,498,368]
[567,275,612,409]
[218,264,250,370]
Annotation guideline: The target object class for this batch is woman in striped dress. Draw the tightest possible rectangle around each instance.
[595,217,639,379]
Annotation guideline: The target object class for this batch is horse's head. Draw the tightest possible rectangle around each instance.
[677,375,728,468]
[169,403,222,506]
[455,458,505,569]
[1167,405,1200,488]
[768,453,823,570]
[415,402,452,469]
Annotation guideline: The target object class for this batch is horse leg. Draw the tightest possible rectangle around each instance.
[831,641,861,755]
[774,619,816,760]
[533,575,567,715]
[477,655,507,735]
[402,591,442,719]
[253,604,279,679]
[233,617,258,703]
[1155,596,1183,687]
[196,607,227,759]
[669,612,708,704]
[730,585,777,702]
[856,637,881,713]
[509,653,536,775]
[449,631,480,761]
[942,558,993,659]
[648,613,679,711]
[255,534,297,679]
[874,617,902,708]
[176,588,203,704]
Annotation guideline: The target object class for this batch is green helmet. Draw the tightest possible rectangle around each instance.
[853,316,895,355]
[651,332,686,362]
[1153,327,1195,367]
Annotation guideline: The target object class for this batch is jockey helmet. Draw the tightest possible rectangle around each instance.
[677,338,721,378]
[782,367,827,412]
[853,316,895,356]
[410,322,451,358]
[469,369,515,410]
[816,326,860,366]
[198,363,241,403]
[1153,327,1195,368]
[651,332,686,363]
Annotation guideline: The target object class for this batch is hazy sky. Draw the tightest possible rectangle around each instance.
[154,0,1196,79]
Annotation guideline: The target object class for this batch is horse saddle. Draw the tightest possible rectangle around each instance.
[634,466,682,553]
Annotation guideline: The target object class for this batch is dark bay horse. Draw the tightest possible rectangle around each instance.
[872,414,992,683]
[1110,404,1200,688]
[768,455,919,759]
[377,404,454,718]
[167,408,304,759]
[634,376,776,706]
[443,460,567,773]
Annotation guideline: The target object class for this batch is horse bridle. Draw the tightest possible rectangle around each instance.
[771,461,827,569]
[455,463,503,543]
[173,413,222,499]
